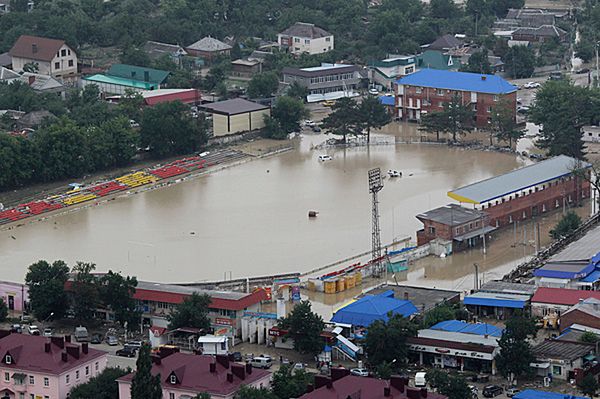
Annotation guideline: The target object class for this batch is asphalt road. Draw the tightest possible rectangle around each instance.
[89,342,138,370]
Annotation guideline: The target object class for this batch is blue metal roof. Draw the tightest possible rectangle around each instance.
[430,320,503,337]
[514,389,587,399]
[378,95,395,106]
[580,269,600,283]
[330,295,418,327]
[533,262,595,279]
[464,292,527,309]
[396,69,517,95]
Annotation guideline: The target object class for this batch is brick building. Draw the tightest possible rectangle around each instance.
[394,69,517,127]
[448,155,591,228]
[560,298,600,332]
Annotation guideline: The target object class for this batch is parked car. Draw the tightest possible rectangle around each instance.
[506,387,521,397]
[318,155,333,161]
[468,385,479,398]
[415,372,427,387]
[10,324,22,334]
[293,363,306,371]
[74,326,89,342]
[105,335,119,346]
[350,368,369,377]
[42,327,53,337]
[524,82,541,89]
[312,125,322,133]
[90,334,102,344]
[250,356,272,369]
[576,68,590,74]
[482,385,503,398]
[126,341,143,350]
[323,100,335,107]
[368,88,379,95]
[231,352,242,362]
[27,325,40,336]
[549,72,563,81]
[517,106,530,114]
[116,346,136,358]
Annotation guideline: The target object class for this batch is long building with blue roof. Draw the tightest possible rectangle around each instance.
[514,390,587,399]
[393,68,517,127]
[330,291,418,327]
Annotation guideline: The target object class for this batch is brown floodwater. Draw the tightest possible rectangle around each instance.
[0,124,528,283]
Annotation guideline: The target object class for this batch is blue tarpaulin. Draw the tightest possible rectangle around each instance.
[378,96,395,106]
[430,320,503,337]
[330,295,418,327]
[514,389,587,399]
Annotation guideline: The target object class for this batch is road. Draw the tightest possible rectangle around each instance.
[90,342,138,370]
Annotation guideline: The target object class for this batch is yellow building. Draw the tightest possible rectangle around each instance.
[202,98,270,137]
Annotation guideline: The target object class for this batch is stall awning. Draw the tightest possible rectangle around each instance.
[539,277,570,285]
[529,362,550,369]
[584,354,596,362]
[454,226,497,242]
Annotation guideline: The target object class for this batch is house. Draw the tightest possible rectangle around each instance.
[185,37,232,61]
[9,35,77,81]
[530,287,600,321]
[369,55,416,90]
[197,335,229,355]
[426,34,464,52]
[298,373,446,399]
[277,22,334,55]
[0,281,28,313]
[117,352,271,399]
[531,339,595,381]
[143,41,187,64]
[0,332,108,399]
[464,281,536,319]
[408,320,502,374]
[17,110,56,129]
[582,125,600,143]
[533,259,597,289]
[416,50,460,71]
[560,298,600,332]
[81,64,171,95]
[282,63,361,102]
[415,203,493,250]
[230,59,262,79]
[394,69,516,126]
[512,25,567,43]
[201,98,271,137]
[447,155,590,228]
[330,290,419,327]
[514,390,587,399]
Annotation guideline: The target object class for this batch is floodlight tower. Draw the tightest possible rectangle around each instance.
[368,168,384,277]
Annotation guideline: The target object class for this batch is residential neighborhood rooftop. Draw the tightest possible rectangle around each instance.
[282,64,358,78]
[464,291,531,309]
[533,260,595,279]
[531,287,600,306]
[416,204,484,226]
[365,285,460,313]
[201,98,268,116]
[186,37,232,52]
[331,293,418,326]
[279,22,332,39]
[532,339,594,361]
[9,35,67,62]
[478,280,537,295]
[514,390,587,399]
[397,68,516,95]
[429,320,503,337]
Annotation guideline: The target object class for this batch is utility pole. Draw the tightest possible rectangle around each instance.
[474,263,479,291]
[368,168,384,277]
[596,41,599,88]
[480,212,487,255]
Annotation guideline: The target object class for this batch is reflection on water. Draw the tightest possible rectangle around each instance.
[0,125,525,283]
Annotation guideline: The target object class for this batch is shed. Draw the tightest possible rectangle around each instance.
[201,98,270,137]
[330,294,418,327]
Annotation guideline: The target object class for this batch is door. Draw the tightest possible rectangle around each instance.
[7,296,14,311]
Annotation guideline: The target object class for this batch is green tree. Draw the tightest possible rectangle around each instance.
[121,46,152,67]
[322,97,360,143]
[431,92,475,143]
[580,331,600,343]
[419,111,447,142]
[167,293,211,330]
[71,262,100,323]
[426,369,473,399]
[119,89,145,122]
[270,96,308,135]
[98,271,139,329]
[70,367,130,399]
[503,45,535,79]
[235,385,278,399]
[0,298,8,322]
[278,300,325,356]
[463,50,492,74]
[490,98,524,147]
[140,101,207,158]
[131,344,162,399]
[286,81,308,100]
[430,0,459,19]
[357,96,392,143]
[272,365,312,399]
[194,393,212,399]
[423,303,458,328]
[550,211,582,239]
[495,314,537,381]
[364,313,417,368]
[247,72,280,99]
[22,62,39,73]
[25,260,70,320]
[263,115,287,140]
[580,373,599,398]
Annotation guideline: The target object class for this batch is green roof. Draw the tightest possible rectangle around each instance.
[83,74,159,90]
[106,64,171,84]
[417,50,461,71]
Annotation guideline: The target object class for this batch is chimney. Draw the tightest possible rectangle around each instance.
[245,363,252,374]
[226,372,233,383]
[314,375,330,390]
[81,343,88,354]
[421,388,428,398]
[481,76,486,80]
[330,367,350,382]
[384,387,391,397]
[390,375,405,393]
[32,44,37,54]
[406,388,420,399]
[404,291,409,300]
[28,75,35,85]
[51,336,64,349]
[231,364,246,380]
[216,354,229,369]
[326,380,333,389]
[306,384,314,393]
[151,354,161,365]
[61,351,68,362]
[64,335,71,343]
[209,362,216,373]
[44,341,51,353]
[66,346,80,359]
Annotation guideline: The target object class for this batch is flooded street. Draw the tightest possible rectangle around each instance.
[0,123,528,283]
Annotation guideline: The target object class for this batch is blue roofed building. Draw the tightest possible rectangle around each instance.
[429,320,503,337]
[464,281,536,319]
[393,68,517,127]
[534,251,600,290]
[514,390,587,399]
[330,291,418,327]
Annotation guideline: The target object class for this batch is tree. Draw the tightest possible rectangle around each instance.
[121,46,151,67]
[0,298,8,323]
[419,112,446,142]
[550,211,582,239]
[25,260,70,320]
[247,72,279,99]
[423,303,458,328]
[580,331,600,343]
[268,96,309,138]
[322,98,360,143]
[427,93,474,143]
[490,99,524,147]
[580,373,600,398]
[278,300,325,356]
[357,96,392,143]
[272,365,312,399]
[22,62,39,73]
[71,262,100,322]
[119,89,145,122]
[235,385,278,399]
[168,293,211,330]
[70,367,130,399]
[286,81,308,100]
[426,369,472,399]
[130,344,162,399]
[140,101,207,158]
[495,314,537,381]
[364,314,417,368]
[463,49,492,74]
[503,45,535,79]
[98,271,139,329]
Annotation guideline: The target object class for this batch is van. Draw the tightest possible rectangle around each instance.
[250,356,273,369]
[74,326,89,342]
[414,372,426,387]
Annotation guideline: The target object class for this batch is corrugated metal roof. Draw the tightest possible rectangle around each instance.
[479,281,537,295]
[418,329,500,346]
[430,320,504,336]
[551,225,600,262]
[107,64,171,85]
[448,155,589,204]
[514,389,587,399]
[83,74,158,90]
[580,269,600,283]
[533,261,595,279]
[330,295,418,326]
[531,287,600,306]
[464,292,529,309]
[397,68,516,94]
[201,98,268,116]
[378,96,395,106]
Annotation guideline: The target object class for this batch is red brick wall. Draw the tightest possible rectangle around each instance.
[560,309,600,332]
[417,220,453,246]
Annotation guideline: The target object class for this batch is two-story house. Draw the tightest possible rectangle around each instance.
[0,332,107,399]
[278,22,334,55]
[369,55,416,90]
[9,35,77,82]
[394,69,517,127]
[282,63,360,102]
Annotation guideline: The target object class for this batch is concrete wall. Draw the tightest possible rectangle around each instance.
[278,34,334,55]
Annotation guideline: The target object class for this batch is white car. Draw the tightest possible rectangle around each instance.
[27,325,40,335]
[304,120,316,127]
[524,82,540,89]
[318,155,333,161]
[368,88,379,95]
[350,368,369,377]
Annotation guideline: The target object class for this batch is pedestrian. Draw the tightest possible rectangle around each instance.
[280,355,283,363]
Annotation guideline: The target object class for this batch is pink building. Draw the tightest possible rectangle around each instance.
[0,332,108,399]
[117,352,271,399]
[0,282,28,313]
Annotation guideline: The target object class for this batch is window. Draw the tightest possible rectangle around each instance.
[76,370,80,380]
[61,49,66,57]
[487,106,492,113]
[405,66,414,74]
[170,375,177,384]
[44,396,49,399]
[169,394,175,399]
[95,362,99,371]
[436,89,444,96]
[304,39,310,44]
[4,372,9,382]
[294,38,300,43]
[493,95,498,101]
[552,365,562,376]
[19,394,24,399]
[220,341,227,350]
[30,395,34,399]
[325,37,331,42]
[68,49,71,55]
[5,355,12,364]
[54,62,60,70]
[85,366,89,376]
[44,377,49,387]
[68,59,74,67]
[29,376,34,385]
[438,102,445,107]
[66,374,70,384]
[428,226,436,234]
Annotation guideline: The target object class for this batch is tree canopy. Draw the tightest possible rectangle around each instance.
[495,314,537,380]
[247,72,280,99]
[168,293,212,331]
[490,98,524,147]
[265,96,309,139]
[550,211,582,239]
[25,260,70,320]
[502,45,535,79]
[272,365,313,399]
[426,369,473,399]
[131,344,162,399]
[70,367,130,399]
[278,300,325,356]
[364,314,417,369]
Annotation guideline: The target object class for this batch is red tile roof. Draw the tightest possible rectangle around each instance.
[531,287,600,306]
[0,333,106,375]
[9,35,67,62]
[117,353,270,396]
[299,375,447,399]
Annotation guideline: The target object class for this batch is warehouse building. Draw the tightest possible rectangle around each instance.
[201,98,270,137]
